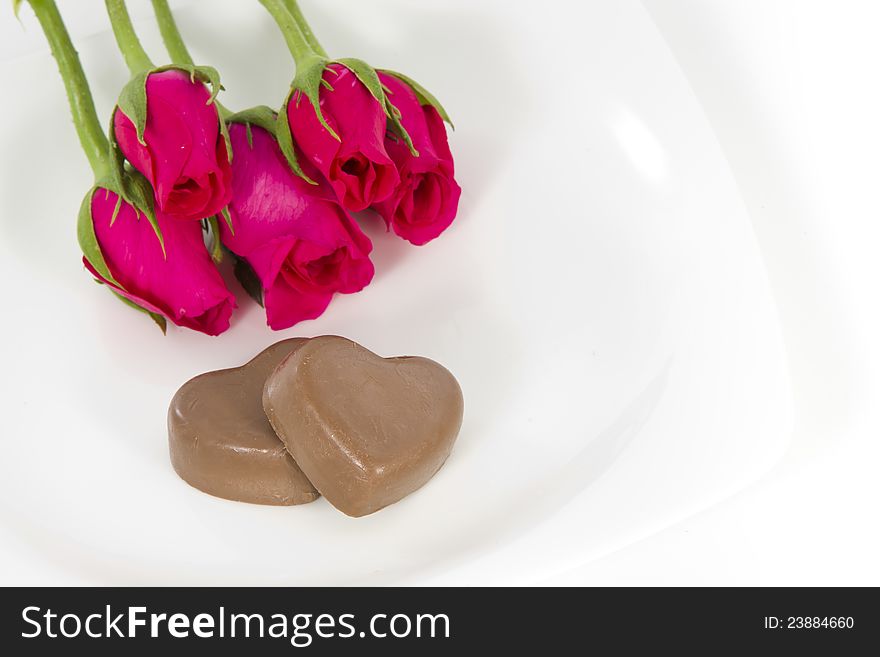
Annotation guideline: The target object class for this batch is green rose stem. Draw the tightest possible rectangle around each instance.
[22,0,158,322]
[282,0,327,58]
[104,0,153,75]
[24,0,110,180]
[258,0,321,67]
[149,0,192,67]
[149,0,231,120]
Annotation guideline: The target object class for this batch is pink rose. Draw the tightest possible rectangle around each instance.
[373,73,461,245]
[84,188,236,336]
[113,69,232,222]
[220,122,374,330]
[287,64,399,212]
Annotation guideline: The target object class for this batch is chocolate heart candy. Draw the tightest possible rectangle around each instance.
[168,339,319,506]
[263,336,464,517]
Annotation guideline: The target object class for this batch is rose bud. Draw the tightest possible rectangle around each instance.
[80,187,236,336]
[286,63,399,212]
[373,72,461,245]
[257,0,410,210]
[113,68,232,222]
[219,120,374,330]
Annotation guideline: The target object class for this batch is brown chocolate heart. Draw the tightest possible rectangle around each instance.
[262,335,464,517]
[168,339,319,506]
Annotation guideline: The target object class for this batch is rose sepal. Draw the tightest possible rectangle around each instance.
[107,121,164,255]
[226,105,277,147]
[77,182,167,333]
[114,63,230,156]
[335,57,417,156]
[378,68,454,129]
[276,56,423,182]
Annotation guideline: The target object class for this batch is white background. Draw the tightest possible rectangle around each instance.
[2,1,878,585]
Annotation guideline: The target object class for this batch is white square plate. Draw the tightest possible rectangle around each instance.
[0,0,791,585]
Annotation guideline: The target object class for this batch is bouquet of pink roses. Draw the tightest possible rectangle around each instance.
[17,0,460,335]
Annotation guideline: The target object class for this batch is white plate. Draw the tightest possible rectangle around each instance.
[0,0,791,585]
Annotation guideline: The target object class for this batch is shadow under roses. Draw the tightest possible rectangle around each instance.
[351,210,411,280]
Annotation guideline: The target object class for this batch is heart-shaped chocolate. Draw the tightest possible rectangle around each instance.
[168,339,319,506]
[263,336,464,517]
